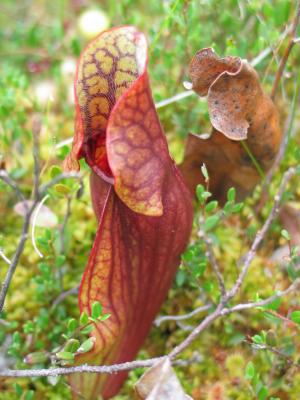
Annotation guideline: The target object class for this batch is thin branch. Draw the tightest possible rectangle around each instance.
[271,1,300,100]
[0,117,43,312]
[0,170,26,203]
[1,248,298,377]
[245,340,300,369]
[154,304,211,327]
[203,236,226,299]
[265,72,300,185]
[0,357,165,378]
[226,167,296,301]
[51,285,79,309]
[39,172,82,195]
[168,167,297,359]
[1,277,299,378]
[222,278,300,315]
[155,90,195,108]
[263,309,300,329]
[0,202,36,313]
[168,303,224,359]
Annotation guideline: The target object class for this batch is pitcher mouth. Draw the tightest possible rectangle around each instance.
[68,26,148,187]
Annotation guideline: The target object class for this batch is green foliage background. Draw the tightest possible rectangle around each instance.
[0,0,299,399]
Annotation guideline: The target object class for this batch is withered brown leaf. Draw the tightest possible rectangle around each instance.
[181,48,282,203]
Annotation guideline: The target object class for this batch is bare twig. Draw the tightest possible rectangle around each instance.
[168,167,296,359]
[0,170,26,203]
[1,276,299,378]
[168,303,224,359]
[204,236,226,299]
[0,201,36,313]
[227,167,296,301]
[271,1,300,100]
[39,172,82,195]
[168,272,299,359]
[51,285,79,309]
[155,90,195,108]
[0,357,165,377]
[222,278,300,315]
[0,117,42,313]
[265,73,300,185]
[1,253,298,377]
[154,304,211,326]
[245,340,300,370]
[0,145,81,313]
[1,118,298,380]
[263,309,300,329]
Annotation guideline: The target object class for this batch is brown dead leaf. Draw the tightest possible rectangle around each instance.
[181,48,282,203]
[14,201,58,227]
[135,358,193,400]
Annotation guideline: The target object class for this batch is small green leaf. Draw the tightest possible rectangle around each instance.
[258,385,268,400]
[204,215,220,231]
[232,202,244,213]
[291,310,300,324]
[64,339,80,353]
[245,361,255,380]
[23,321,35,334]
[224,200,234,214]
[91,301,102,319]
[50,165,62,179]
[13,383,23,396]
[227,187,236,202]
[24,390,34,400]
[24,351,48,365]
[99,313,111,321]
[196,184,204,201]
[80,311,89,326]
[81,324,94,335]
[252,334,265,345]
[266,330,277,347]
[56,255,66,267]
[196,184,212,204]
[56,351,74,361]
[54,184,71,196]
[281,229,291,241]
[205,200,218,213]
[77,337,95,354]
[67,318,78,332]
[176,269,186,287]
[12,331,21,345]
[201,163,209,182]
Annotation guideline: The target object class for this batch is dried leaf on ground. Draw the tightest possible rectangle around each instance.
[135,358,193,400]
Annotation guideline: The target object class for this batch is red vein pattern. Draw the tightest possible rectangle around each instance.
[64,26,193,399]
